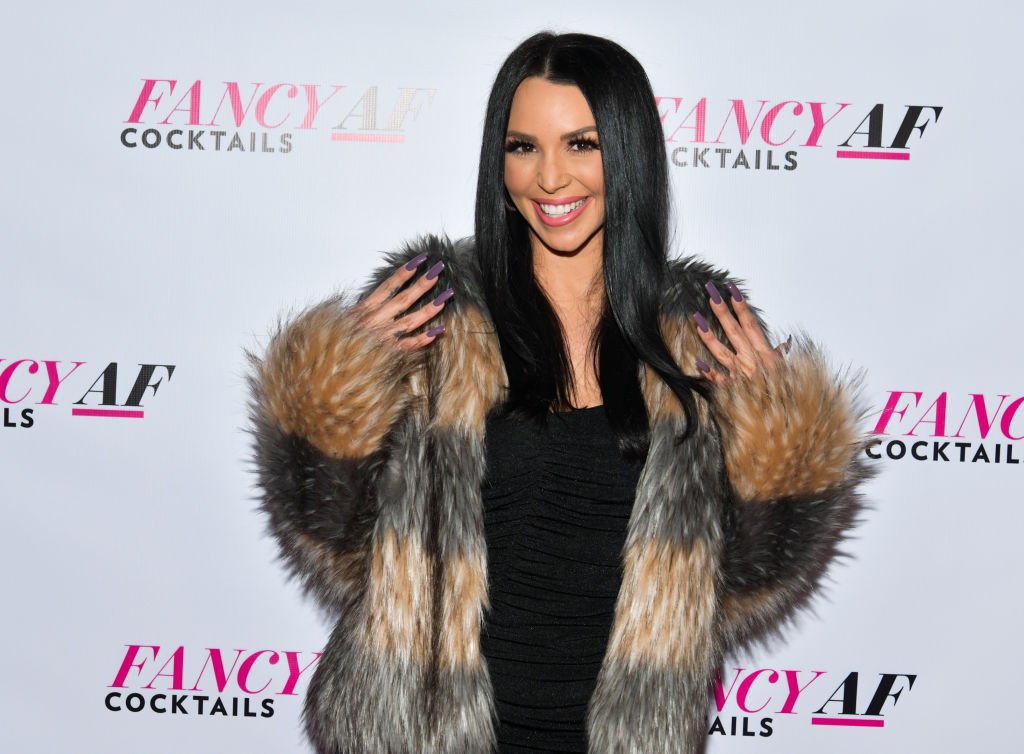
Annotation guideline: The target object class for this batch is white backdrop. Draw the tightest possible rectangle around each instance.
[2,1,1019,751]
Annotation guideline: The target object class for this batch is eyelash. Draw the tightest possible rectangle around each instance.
[504,137,601,154]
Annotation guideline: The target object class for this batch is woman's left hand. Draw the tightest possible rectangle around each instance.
[692,281,789,384]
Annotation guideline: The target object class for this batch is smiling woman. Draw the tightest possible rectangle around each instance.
[249,30,871,754]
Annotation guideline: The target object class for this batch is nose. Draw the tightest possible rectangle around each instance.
[536,151,569,194]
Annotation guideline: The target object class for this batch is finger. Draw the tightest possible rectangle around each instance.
[774,334,793,357]
[724,283,778,361]
[693,312,738,371]
[705,282,754,357]
[359,253,429,314]
[695,359,724,385]
[395,324,446,351]
[365,260,444,329]
[387,288,453,338]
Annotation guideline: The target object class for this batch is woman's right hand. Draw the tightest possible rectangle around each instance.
[350,253,453,351]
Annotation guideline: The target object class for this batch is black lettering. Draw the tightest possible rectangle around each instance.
[732,150,750,169]
[886,440,906,460]
[189,130,205,150]
[194,694,209,714]
[671,146,687,167]
[125,693,146,712]
[279,133,292,154]
[840,103,885,148]
[933,441,949,461]
[767,150,779,170]
[171,694,187,714]
[815,671,859,715]
[864,674,916,716]
[955,441,970,462]
[693,147,709,167]
[140,129,161,148]
[715,147,731,167]
[74,362,118,406]
[972,444,990,463]
[124,364,175,407]
[760,717,773,737]
[260,698,274,718]
[20,407,33,428]
[261,132,276,153]
[211,130,226,149]
[889,106,942,149]
[167,130,183,150]
[120,128,138,148]
[1008,444,1020,464]
[211,697,228,715]
[150,693,166,713]
[104,691,122,711]
[227,133,245,151]
[911,441,928,461]
[784,150,798,170]
[865,438,882,459]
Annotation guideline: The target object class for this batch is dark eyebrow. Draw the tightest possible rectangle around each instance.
[505,126,598,141]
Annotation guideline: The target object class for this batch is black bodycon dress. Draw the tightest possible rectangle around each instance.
[480,406,644,753]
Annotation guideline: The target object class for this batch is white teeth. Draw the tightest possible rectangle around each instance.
[539,198,585,216]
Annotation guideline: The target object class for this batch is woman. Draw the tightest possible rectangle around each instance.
[249,31,869,754]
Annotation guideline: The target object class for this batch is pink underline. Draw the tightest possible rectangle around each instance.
[71,408,145,419]
[811,717,885,727]
[331,133,405,143]
[836,150,909,161]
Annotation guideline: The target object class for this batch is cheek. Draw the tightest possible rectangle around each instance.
[503,158,531,196]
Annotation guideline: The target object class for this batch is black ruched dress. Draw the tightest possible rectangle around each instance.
[480,406,644,753]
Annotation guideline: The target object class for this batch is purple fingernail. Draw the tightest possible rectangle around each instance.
[425,260,445,280]
[696,359,711,374]
[426,325,446,338]
[693,312,710,333]
[404,252,429,271]
[726,281,743,303]
[432,288,454,307]
[704,281,723,305]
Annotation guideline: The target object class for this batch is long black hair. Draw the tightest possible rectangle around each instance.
[474,31,707,456]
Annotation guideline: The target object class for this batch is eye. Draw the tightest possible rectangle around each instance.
[504,138,535,154]
[568,136,600,153]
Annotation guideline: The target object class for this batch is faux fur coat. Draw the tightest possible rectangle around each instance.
[248,234,870,754]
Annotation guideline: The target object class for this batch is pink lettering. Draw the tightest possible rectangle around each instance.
[144,645,186,690]
[714,99,769,145]
[279,651,322,695]
[906,393,948,437]
[761,101,802,146]
[125,80,176,124]
[666,98,709,143]
[39,360,85,405]
[873,391,923,434]
[1001,397,1024,441]
[953,394,1009,439]
[737,668,776,713]
[299,84,344,129]
[0,359,38,403]
[713,668,744,712]
[256,84,298,129]
[237,650,279,694]
[779,670,825,714]
[803,102,850,147]
[158,80,202,126]
[206,82,263,127]
[188,648,245,693]
[110,644,160,688]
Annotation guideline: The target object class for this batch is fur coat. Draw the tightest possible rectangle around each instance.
[248,234,870,754]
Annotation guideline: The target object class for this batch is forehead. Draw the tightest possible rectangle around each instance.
[506,77,596,133]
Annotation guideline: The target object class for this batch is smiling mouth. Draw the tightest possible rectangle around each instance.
[537,198,586,217]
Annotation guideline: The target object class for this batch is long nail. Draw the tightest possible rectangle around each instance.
[726,281,743,303]
[693,312,710,333]
[432,288,454,307]
[404,252,429,271]
[704,281,723,304]
[695,359,711,374]
[426,325,446,338]
[425,260,445,280]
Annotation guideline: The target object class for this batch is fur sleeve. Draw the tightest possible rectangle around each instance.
[665,258,872,649]
[711,340,872,649]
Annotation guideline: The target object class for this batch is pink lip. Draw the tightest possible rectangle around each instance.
[532,196,590,227]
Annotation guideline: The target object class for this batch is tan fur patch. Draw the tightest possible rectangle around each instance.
[363,529,432,663]
[642,316,713,424]
[431,305,506,431]
[436,551,489,669]
[258,302,423,459]
[607,538,717,669]
[713,343,859,501]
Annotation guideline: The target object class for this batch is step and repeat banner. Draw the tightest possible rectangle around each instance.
[2,1,1018,752]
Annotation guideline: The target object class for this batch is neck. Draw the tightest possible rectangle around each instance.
[531,231,605,323]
